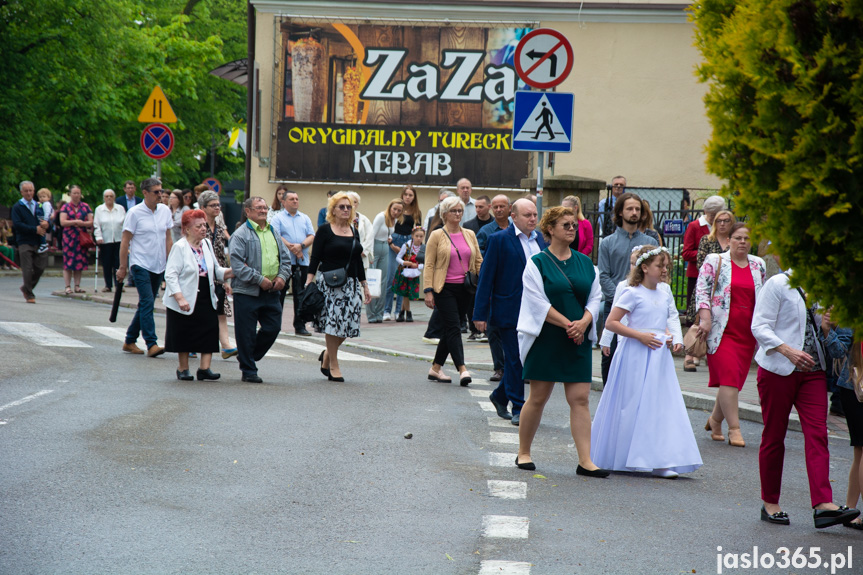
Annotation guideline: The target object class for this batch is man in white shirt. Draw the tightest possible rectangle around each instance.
[117,178,174,357]
[271,190,315,336]
[457,178,476,224]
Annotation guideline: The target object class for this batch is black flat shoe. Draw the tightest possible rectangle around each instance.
[515,456,536,471]
[176,369,193,381]
[328,374,345,382]
[242,374,263,383]
[814,506,860,529]
[319,350,330,377]
[844,520,863,530]
[196,368,221,381]
[760,505,790,525]
[576,465,610,478]
[406,311,413,322]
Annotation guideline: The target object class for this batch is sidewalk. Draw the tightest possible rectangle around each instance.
[53,285,848,438]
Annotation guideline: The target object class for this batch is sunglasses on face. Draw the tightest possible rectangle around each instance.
[335,205,352,211]
[560,222,577,230]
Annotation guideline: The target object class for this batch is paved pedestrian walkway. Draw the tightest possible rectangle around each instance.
[52,285,848,438]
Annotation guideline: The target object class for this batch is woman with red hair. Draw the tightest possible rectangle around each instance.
[163,209,234,381]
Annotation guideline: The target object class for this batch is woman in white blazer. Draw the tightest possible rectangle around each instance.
[163,209,233,381]
[751,266,859,529]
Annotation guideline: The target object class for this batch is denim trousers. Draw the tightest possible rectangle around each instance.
[125,265,163,348]
[366,240,389,321]
[384,232,409,315]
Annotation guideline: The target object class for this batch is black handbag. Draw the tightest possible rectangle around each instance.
[321,231,357,288]
[442,229,478,295]
[297,282,325,323]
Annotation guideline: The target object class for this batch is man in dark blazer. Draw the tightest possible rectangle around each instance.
[115,180,142,211]
[473,198,546,425]
[11,180,48,303]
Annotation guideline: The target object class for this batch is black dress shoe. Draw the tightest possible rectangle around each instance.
[176,369,193,381]
[515,456,536,471]
[328,374,345,382]
[814,506,860,529]
[318,350,330,377]
[760,505,790,525]
[576,465,610,478]
[196,368,221,381]
[488,393,512,420]
[242,374,263,383]
[844,520,863,530]
[295,328,312,337]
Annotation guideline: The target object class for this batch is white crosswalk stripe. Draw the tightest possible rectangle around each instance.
[490,432,519,445]
[0,322,90,348]
[481,515,529,539]
[488,452,517,467]
[487,417,513,428]
[274,338,385,362]
[85,326,293,357]
[479,560,531,575]
[487,480,527,500]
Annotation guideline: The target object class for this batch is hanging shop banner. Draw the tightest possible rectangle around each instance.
[275,22,532,187]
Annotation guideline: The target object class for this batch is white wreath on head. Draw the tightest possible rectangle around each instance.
[634,246,670,268]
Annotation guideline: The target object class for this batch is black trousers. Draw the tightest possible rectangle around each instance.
[99,242,121,289]
[425,307,443,339]
[233,291,283,377]
[432,283,469,368]
[279,265,308,330]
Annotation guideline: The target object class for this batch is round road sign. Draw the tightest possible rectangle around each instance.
[514,28,574,90]
[202,177,222,195]
[141,123,174,160]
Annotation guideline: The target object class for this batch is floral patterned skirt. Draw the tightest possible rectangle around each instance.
[315,275,362,338]
[392,273,420,299]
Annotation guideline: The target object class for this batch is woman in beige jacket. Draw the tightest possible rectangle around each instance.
[423,196,482,385]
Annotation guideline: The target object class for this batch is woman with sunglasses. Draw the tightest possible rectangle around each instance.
[306,192,371,382]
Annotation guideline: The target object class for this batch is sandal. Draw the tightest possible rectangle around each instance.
[64,286,72,295]
[73,285,85,293]
[704,417,725,441]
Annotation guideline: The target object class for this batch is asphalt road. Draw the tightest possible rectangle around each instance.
[1,276,860,574]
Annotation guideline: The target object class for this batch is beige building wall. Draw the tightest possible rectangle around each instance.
[249,1,722,222]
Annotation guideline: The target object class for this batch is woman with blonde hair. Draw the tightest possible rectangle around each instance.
[561,195,594,256]
[367,198,404,323]
[638,199,662,246]
[306,192,371,382]
[423,195,482,385]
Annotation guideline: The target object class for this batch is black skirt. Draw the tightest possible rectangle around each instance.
[165,275,219,353]
[840,387,863,446]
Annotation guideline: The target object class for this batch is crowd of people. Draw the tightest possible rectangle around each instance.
[6,174,862,531]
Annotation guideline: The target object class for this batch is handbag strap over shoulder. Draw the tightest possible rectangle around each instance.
[441,228,469,275]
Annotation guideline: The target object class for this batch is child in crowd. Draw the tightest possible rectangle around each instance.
[393,226,425,323]
[37,188,53,253]
[591,245,702,479]
[0,219,15,269]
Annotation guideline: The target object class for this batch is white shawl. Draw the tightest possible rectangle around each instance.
[517,259,602,364]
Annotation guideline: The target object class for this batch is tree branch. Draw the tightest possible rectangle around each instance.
[182,0,204,16]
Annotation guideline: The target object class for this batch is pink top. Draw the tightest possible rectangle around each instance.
[445,232,471,284]
[577,219,594,256]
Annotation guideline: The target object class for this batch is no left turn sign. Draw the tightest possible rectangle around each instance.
[514,28,574,90]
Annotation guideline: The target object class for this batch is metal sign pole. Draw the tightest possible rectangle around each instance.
[157,160,162,179]
[536,151,544,218]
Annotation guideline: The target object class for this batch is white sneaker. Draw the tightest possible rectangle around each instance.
[651,468,679,479]
[422,337,440,345]
[383,313,392,321]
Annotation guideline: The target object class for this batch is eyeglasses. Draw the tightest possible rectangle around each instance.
[612,184,626,189]
[249,206,268,212]
[560,222,577,230]
[449,209,464,214]
[335,205,352,211]
[715,218,732,224]
[206,203,221,209]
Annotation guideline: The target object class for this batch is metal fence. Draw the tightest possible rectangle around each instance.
[582,201,703,312]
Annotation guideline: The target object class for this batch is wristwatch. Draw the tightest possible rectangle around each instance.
[423,288,433,294]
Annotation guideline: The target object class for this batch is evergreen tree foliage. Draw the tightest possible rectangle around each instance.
[692,0,863,331]
[0,0,247,205]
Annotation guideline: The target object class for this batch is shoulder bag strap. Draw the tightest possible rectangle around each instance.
[343,228,357,274]
[540,250,587,309]
[441,229,468,275]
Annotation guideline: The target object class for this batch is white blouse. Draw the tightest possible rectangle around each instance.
[371,211,394,242]
[93,203,126,243]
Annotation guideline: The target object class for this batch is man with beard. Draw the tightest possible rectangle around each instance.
[597,192,658,384]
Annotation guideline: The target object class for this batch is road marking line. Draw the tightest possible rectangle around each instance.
[478,401,496,412]
[471,378,489,385]
[488,480,527,500]
[489,452,516,467]
[490,432,519,444]
[274,338,385,362]
[86,326,291,357]
[468,389,490,397]
[479,560,531,575]
[487,417,512,428]
[482,515,529,539]
[0,322,90,348]
[0,390,54,412]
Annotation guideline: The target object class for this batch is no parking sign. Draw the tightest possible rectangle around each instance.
[140,123,174,160]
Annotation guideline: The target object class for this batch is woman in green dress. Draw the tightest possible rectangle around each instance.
[515,206,608,477]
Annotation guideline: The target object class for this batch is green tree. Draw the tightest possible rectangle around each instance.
[0,0,246,206]
[692,0,863,331]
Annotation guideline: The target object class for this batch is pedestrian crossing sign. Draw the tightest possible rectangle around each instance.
[511,91,574,153]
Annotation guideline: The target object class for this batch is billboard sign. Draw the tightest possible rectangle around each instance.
[275,22,532,187]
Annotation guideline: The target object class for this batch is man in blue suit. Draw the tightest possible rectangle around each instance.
[115,180,142,211]
[473,198,545,425]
